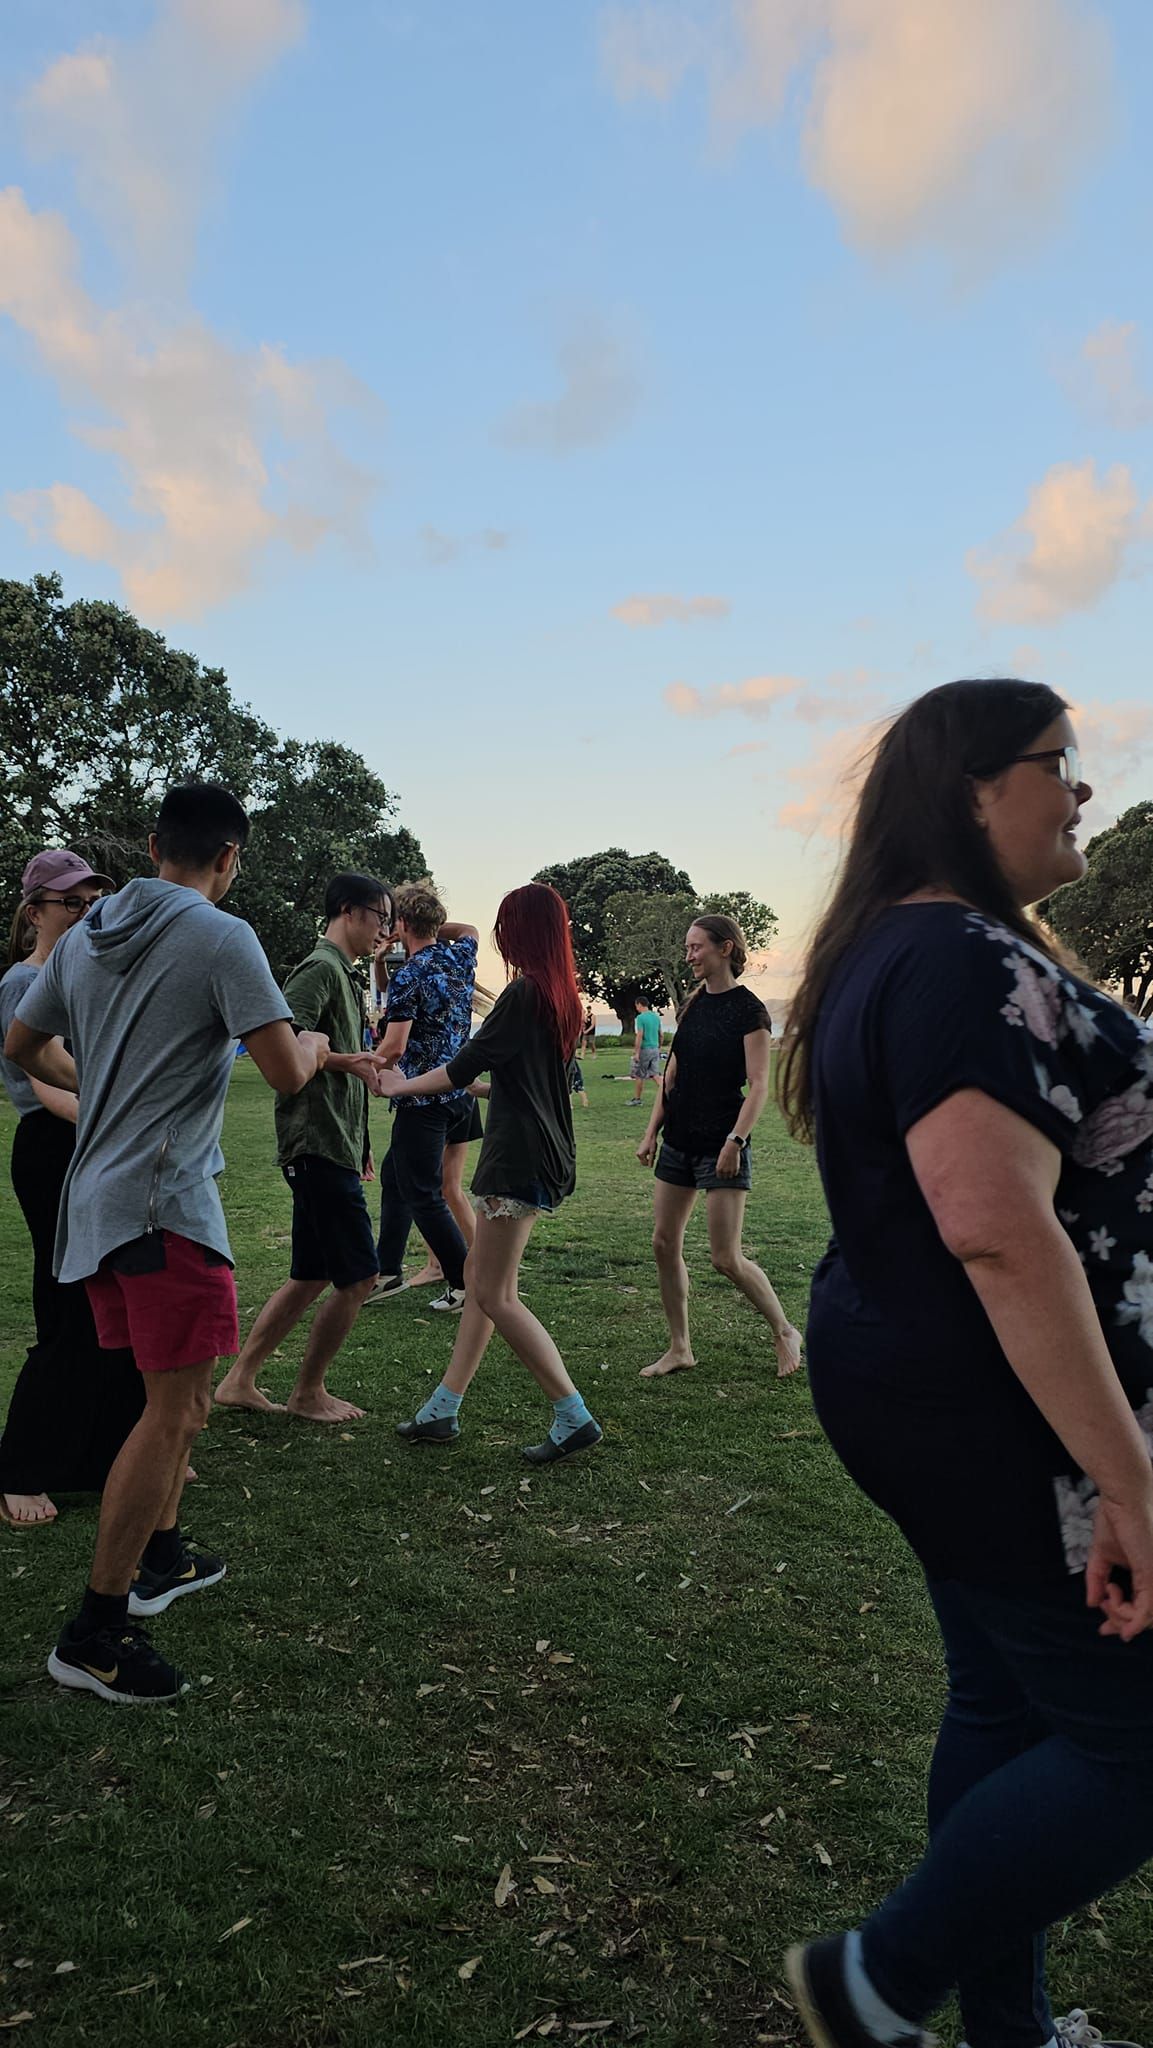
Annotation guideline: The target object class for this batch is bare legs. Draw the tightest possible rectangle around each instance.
[90,1360,213,1593]
[215,1274,375,1423]
[437,1213,578,1405]
[643,1184,803,1378]
[643,1182,698,1376]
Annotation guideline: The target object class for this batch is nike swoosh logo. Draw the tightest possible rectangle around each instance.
[177,1565,197,1581]
[82,1663,119,1684]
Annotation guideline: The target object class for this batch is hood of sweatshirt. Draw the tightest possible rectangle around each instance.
[77,877,211,975]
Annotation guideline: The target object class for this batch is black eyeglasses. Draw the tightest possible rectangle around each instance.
[36,895,102,915]
[221,841,243,879]
[1010,745,1083,789]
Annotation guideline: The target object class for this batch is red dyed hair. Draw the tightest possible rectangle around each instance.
[492,883,583,1059]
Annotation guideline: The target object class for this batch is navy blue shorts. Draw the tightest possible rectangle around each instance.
[445,1095,484,1147]
[654,1139,752,1192]
[283,1154,379,1290]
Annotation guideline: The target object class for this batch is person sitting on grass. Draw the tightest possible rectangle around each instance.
[215,873,393,1424]
[6,783,328,1706]
[636,914,802,1382]
[376,883,603,1465]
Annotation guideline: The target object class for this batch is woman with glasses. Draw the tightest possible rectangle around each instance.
[779,681,1153,2048]
[0,850,143,1526]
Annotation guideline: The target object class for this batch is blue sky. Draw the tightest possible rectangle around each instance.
[2,0,1152,991]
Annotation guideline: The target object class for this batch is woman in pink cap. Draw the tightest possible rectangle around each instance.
[0,849,143,1526]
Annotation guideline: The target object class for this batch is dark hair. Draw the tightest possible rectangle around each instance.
[778,677,1068,1141]
[154,783,249,871]
[7,898,38,968]
[324,872,391,923]
[493,883,583,1058]
[678,912,748,1018]
[394,880,446,940]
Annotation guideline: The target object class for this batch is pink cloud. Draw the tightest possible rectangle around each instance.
[612,592,730,627]
[664,672,805,718]
[968,460,1150,625]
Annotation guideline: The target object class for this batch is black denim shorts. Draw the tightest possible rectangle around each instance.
[654,1138,752,1193]
[283,1154,378,1290]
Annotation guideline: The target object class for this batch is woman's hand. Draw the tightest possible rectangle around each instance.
[371,1060,406,1098]
[636,1131,658,1169]
[715,1138,742,1180]
[1087,1492,1153,1641]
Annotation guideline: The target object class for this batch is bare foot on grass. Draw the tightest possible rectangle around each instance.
[639,1351,696,1379]
[1,1491,58,1526]
[186,1466,198,1482]
[214,1376,287,1414]
[408,1262,443,1287]
[774,1325,804,1378]
[287,1390,367,1424]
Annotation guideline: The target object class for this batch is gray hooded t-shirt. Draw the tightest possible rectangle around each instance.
[15,878,289,1283]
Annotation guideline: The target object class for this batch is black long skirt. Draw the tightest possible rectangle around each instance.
[0,1109,143,1495]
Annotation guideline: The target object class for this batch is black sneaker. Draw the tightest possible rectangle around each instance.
[47,1622,189,1705]
[396,1414,460,1444]
[428,1285,466,1314]
[785,1934,928,2048]
[364,1273,408,1305]
[521,1419,603,1465]
[128,1544,226,1617]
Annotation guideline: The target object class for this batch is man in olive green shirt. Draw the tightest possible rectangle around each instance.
[215,872,393,1424]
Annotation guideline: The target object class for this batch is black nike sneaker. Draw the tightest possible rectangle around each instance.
[47,1622,189,1705]
[785,1934,930,2048]
[128,1544,227,1617]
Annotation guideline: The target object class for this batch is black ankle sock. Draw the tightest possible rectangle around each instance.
[77,1586,130,1636]
[141,1523,183,1573]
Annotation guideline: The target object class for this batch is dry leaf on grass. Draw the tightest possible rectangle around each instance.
[814,1843,834,1867]
[0,2017,35,2031]
[338,1956,387,1973]
[113,1980,158,1998]
[457,1956,481,1981]
[494,1863,515,1908]
[532,1874,558,1895]
[217,1917,254,1942]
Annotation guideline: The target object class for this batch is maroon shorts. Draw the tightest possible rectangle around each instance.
[84,1231,239,1374]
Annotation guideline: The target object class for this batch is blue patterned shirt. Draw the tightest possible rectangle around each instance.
[385,934,477,1108]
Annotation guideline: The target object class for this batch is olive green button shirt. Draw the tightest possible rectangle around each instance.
[274,940,368,1174]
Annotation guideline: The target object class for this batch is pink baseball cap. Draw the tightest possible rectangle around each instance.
[21,849,114,900]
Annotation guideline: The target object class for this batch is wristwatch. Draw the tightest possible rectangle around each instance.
[725,1132,749,1150]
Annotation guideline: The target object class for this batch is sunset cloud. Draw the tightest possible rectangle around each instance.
[1068,699,1153,807]
[25,0,305,280]
[612,592,730,627]
[1,186,378,621]
[499,317,641,454]
[777,723,875,839]
[968,460,1150,626]
[601,0,1112,266]
[664,672,803,718]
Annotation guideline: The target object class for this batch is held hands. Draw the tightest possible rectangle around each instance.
[299,1030,330,1073]
[370,1058,407,1099]
[1086,1492,1153,1640]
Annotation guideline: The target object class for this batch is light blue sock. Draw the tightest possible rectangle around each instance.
[415,1383,463,1426]
[843,1931,921,2045]
[549,1391,593,1444]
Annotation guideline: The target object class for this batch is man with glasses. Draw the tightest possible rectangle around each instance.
[6,782,329,1704]
[215,872,392,1423]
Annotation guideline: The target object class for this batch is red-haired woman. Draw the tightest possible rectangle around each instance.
[375,884,602,1464]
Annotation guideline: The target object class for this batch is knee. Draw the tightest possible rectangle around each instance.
[472,1280,506,1321]
[710,1247,743,1281]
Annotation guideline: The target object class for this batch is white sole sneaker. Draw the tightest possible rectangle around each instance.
[364,1277,408,1305]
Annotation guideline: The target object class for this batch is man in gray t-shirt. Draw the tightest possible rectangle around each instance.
[5,783,330,1707]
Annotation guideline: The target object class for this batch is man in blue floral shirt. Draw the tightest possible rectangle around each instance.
[368,883,478,1311]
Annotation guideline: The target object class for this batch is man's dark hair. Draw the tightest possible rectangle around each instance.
[324,872,391,923]
[154,783,250,869]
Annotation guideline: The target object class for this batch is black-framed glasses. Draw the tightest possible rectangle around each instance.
[36,894,102,915]
[222,841,243,879]
[1011,745,1083,789]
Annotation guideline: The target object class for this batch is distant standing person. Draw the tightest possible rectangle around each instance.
[637,915,802,1381]
[628,996,663,1106]
[215,874,393,1424]
[366,883,478,1314]
[377,883,602,1464]
[7,784,328,1704]
[582,1001,597,1058]
[0,850,143,1528]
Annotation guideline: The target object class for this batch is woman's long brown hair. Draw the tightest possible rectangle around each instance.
[777,678,1070,1142]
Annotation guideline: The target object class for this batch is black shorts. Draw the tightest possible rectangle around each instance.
[445,1095,484,1147]
[283,1155,379,1290]
[654,1138,752,1192]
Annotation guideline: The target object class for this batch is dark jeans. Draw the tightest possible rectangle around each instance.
[860,1575,1153,2047]
[0,1110,143,1494]
[376,1105,467,1291]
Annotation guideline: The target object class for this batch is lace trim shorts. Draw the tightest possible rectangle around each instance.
[469,1188,555,1220]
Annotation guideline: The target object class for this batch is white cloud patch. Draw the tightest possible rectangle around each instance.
[968,460,1151,626]
[664,672,803,718]
[25,0,305,282]
[612,591,730,627]
[1068,700,1153,808]
[499,317,641,454]
[601,0,1113,268]
[2,1,380,623]
[1077,321,1153,431]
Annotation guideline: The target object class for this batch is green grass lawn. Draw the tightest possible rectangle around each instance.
[2,1054,1149,2045]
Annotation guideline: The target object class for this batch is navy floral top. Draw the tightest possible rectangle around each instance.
[807,903,1153,1588]
[385,934,477,1109]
